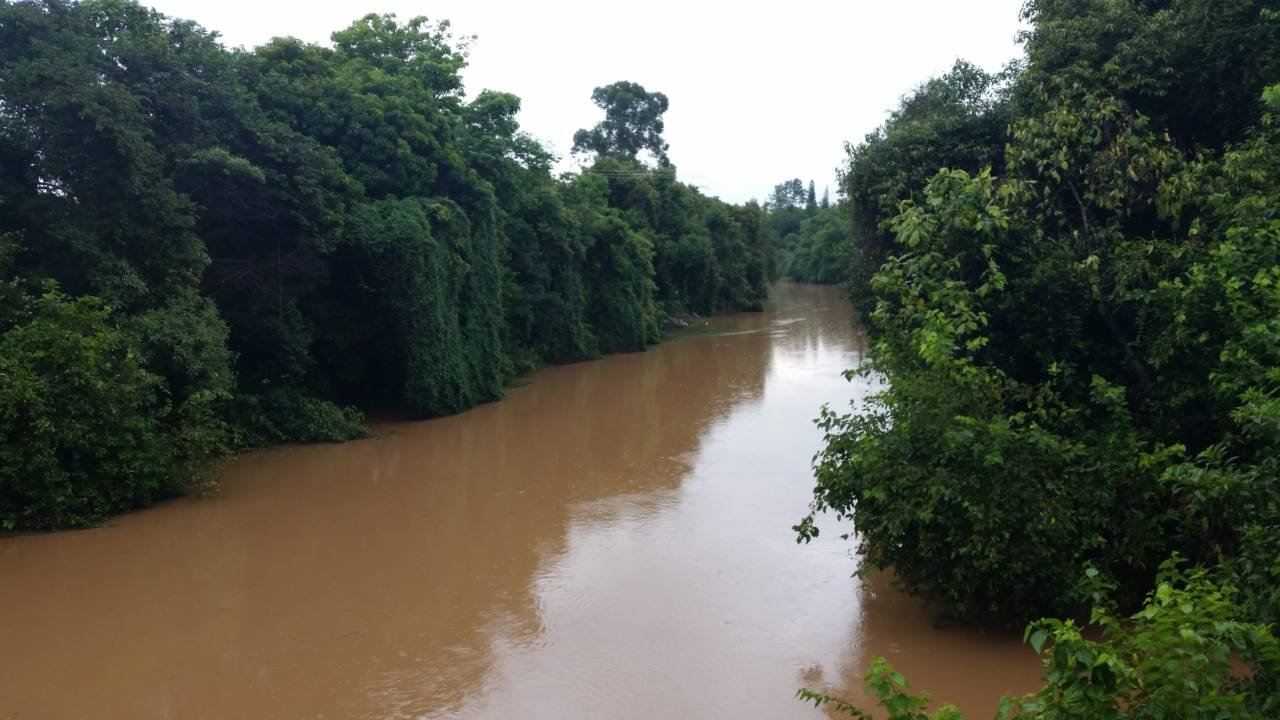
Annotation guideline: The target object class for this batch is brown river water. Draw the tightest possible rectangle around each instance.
[0,283,1042,719]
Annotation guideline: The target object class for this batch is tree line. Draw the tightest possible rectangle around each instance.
[766,177,850,284]
[799,0,1280,716]
[0,0,775,531]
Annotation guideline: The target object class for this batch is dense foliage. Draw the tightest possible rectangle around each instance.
[767,178,850,284]
[797,4,1280,714]
[774,205,849,284]
[0,0,773,530]
[0,288,183,530]
[803,0,1280,628]
[842,60,1014,314]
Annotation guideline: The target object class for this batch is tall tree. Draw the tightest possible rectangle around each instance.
[769,178,806,209]
[571,81,671,165]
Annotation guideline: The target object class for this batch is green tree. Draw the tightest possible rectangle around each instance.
[769,178,807,210]
[572,80,671,166]
[0,0,236,480]
[0,290,178,530]
[247,14,510,416]
[1019,0,1280,151]
[842,59,1014,314]
[564,170,661,352]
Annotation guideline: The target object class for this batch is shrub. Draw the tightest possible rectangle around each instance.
[801,562,1280,719]
[0,291,176,530]
[229,387,367,448]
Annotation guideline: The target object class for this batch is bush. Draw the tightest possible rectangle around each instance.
[0,291,177,530]
[229,387,367,448]
[801,561,1280,719]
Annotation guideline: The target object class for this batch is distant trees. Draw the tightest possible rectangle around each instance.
[572,90,773,320]
[769,179,807,210]
[766,177,849,285]
[0,0,774,530]
[774,207,849,284]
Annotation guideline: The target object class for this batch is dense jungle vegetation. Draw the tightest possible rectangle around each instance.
[0,0,777,531]
[768,178,850,284]
[798,0,1280,716]
[4,0,1279,715]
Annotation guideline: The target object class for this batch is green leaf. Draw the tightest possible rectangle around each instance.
[1030,629,1049,654]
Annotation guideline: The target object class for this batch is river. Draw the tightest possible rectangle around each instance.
[0,283,1042,719]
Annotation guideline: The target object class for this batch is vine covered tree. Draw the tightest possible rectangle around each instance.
[0,3,774,530]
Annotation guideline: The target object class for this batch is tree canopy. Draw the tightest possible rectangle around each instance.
[571,80,672,166]
[0,0,774,530]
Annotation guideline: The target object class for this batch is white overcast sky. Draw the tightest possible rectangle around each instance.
[145,0,1028,203]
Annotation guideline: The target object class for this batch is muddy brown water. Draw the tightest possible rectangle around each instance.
[0,283,1042,719]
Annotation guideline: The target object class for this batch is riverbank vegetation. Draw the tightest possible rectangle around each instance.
[768,178,850,284]
[799,0,1280,715]
[0,0,774,530]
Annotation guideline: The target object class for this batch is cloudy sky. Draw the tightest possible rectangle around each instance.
[145,0,1028,203]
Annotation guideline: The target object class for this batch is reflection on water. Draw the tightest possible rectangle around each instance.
[0,283,1040,719]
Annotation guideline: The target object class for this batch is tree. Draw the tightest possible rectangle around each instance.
[571,81,671,165]
[0,0,236,489]
[0,290,178,530]
[246,13,511,417]
[842,59,1014,315]
[1019,0,1280,152]
[769,178,806,209]
[806,180,817,211]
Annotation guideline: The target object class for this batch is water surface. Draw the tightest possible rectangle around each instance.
[0,283,1041,719]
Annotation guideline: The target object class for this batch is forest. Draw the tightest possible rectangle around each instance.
[0,0,783,531]
[798,0,1280,717]
[5,0,1280,716]
[768,177,850,284]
